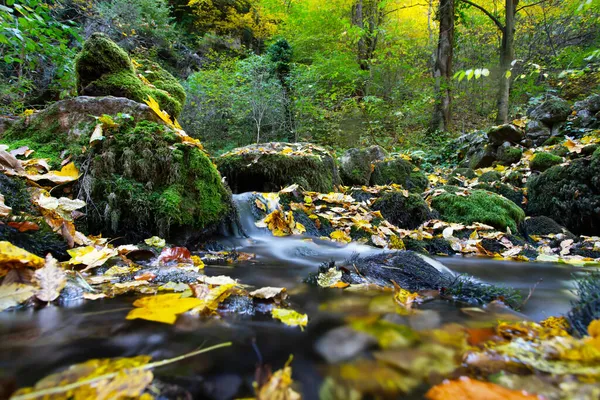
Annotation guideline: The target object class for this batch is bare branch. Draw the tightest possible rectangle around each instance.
[458,0,505,31]
[517,0,551,13]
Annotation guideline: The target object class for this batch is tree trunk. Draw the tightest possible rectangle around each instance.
[496,0,517,124]
[430,0,455,132]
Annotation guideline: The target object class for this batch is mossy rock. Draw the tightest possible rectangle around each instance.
[496,146,523,165]
[473,182,525,210]
[0,222,69,260]
[430,186,525,232]
[79,120,231,241]
[551,145,569,157]
[543,136,564,146]
[527,155,600,235]
[0,96,158,169]
[528,95,572,124]
[521,216,575,239]
[370,157,428,192]
[76,33,185,118]
[371,191,433,229]
[216,142,340,193]
[478,171,502,183]
[447,168,476,186]
[338,145,386,186]
[568,274,600,336]
[530,152,563,172]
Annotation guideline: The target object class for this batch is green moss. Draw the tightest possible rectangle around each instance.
[0,174,33,214]
[527,157,600,235]
[370,158,428,192]
[478,170,502,183]
[530,152,563,172]
[217,149,339,193]
[81,120,230,240]
[76,33,184,118]
[372,191,432,229]
[497,146,523,165]
[431,186,525,232]
[473,182,525,210]
[551,145,569,157]
[543,136,564,146]
[0,118,87,168]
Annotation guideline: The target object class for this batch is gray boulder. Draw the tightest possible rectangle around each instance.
[487,124,524,145]
[528,95,571,125]
[339,145,387,186]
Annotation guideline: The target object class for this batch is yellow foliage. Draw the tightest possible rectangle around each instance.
[271,308,308,330]
[126,293,203,324]
[0,241,45,276]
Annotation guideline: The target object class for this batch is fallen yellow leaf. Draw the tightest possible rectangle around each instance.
[271,308,308,330]
[126,293,202,324]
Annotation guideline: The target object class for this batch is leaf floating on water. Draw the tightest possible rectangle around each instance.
[426,377,539,400]
[197,275,238,286]
[144,236,166,248]
[255,355,301,400]
[10,343,231,400]
[158,246,192,264]
[250,286,287,301]
[32,255,66,302]
[126,293,202,324]
[271,308,308,330]
[0,283,35,312]
[317,268,344,288]
[189,283,236,315]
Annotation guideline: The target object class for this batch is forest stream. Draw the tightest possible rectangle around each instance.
[0,193,591,400]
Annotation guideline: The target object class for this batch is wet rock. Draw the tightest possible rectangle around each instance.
[521,216,575,239]
[487,124,524,145]
[371,191,433,229]
[468,145,497,169]
[528,95,571,125]
[568,274,600,336]
[527,151,600,235]
[525,119,551,146]
[216,142,340,193]
[315,326,377,363]
[370,156,428,192]
[338,145,387,186]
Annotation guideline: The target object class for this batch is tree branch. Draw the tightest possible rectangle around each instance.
[458,0,505,31]
[517,0,551,13]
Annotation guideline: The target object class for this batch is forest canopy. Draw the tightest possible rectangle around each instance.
[1,0,599,152]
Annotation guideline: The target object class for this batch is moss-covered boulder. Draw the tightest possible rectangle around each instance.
[487,124,524,145]
[217,142,340,193]
[528,95,571,125]
[473,182,525,210]
[370,157,428,192]
[527,152,600,235]
[530,152,563,172]
[430,186,525,232]
[76,33,185,118]
[1,98,231,242]
[521,216,575,239]
[371,191,433,229]
[80,120,231,241]
[478,170,502,183]
[496,146,523,165]
[1,96,158,168]
[338,145,387,186]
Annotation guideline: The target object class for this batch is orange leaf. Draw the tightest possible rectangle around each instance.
[426,377,539,400]
[8,221,40,232]
[465,327,498,346]
[158,247,192,264]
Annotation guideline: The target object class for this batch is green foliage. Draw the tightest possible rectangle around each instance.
[431,186,525,232]
[0,0,82,113]
[530,152,563,172]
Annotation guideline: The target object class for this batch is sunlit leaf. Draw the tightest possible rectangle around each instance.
[272,308,308,329]
[126,293,202,324]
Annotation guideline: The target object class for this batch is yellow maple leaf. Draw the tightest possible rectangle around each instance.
[126,293,202,324]
[145,95,174,128]
[271,308,308,330]
[67,245,118,271]
[0,241,45,276]
[330,230,351,243]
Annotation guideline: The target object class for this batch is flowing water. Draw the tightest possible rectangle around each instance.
[0,193,590,399]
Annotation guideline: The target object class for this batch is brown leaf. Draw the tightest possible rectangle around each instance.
[32,255,67,302]
[8,221,40,233]
[158,247,192,264]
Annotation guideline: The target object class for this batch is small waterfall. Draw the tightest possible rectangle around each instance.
[226,192,455,276]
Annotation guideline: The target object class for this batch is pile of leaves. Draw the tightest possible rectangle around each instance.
[251,184,600,266]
